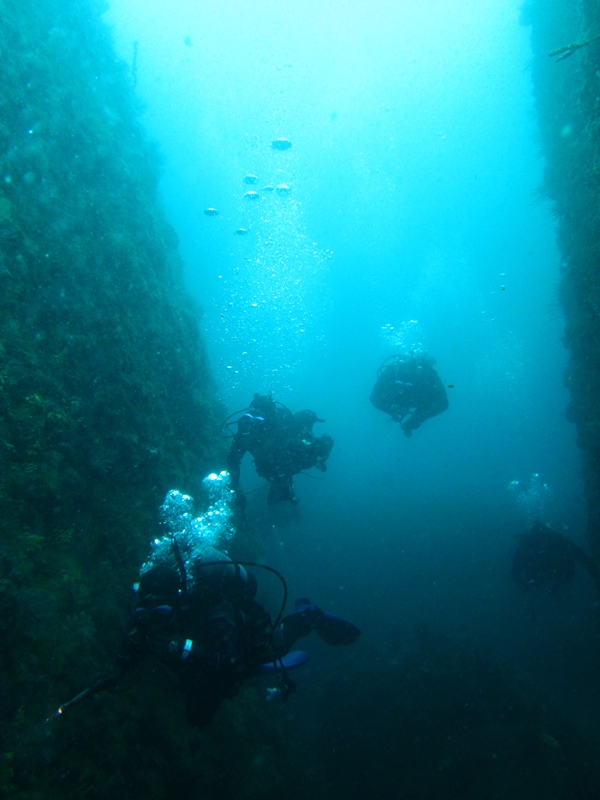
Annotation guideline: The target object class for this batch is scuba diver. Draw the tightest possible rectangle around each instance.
[56,550,360,728]
[370,352,448,437]
[115,553,359,726]
[226,393,334,505]
[511,521,600,598]
[54,481,359,728]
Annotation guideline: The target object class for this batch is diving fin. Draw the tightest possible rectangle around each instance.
[258,650,310,673]
[316,612,361,646]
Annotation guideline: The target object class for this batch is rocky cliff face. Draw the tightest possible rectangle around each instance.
[0,0,229,789]
[525,0,600,554]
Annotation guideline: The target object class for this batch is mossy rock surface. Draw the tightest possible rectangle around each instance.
[0,1,233,794]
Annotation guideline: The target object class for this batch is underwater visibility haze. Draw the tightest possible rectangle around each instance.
[104,0,582,624]
[2,0,600,796]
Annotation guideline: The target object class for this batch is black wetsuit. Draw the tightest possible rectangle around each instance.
[228,395,333,504]
[370,356,448,434]
[510,522,594,598]
[118,562,317,726]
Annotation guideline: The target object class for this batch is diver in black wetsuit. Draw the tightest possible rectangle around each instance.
[104,551,358,727]
[370,352,448,437]
[227,393,334,504]
[511,521,600,598]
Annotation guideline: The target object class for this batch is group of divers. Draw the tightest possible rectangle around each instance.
[56,353,598,727]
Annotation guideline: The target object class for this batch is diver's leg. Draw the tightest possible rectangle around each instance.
[280,599,360,648]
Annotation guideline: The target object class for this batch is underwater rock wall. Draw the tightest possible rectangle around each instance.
[525,0,600,554]
[0,0,225,753]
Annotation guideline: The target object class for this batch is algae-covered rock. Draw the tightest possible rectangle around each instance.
[526,0,600,555]
[0,0,237,794]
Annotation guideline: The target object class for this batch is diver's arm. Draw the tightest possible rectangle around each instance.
[144,632,222,671]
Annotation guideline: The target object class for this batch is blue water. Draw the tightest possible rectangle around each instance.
[104,0,592,734]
